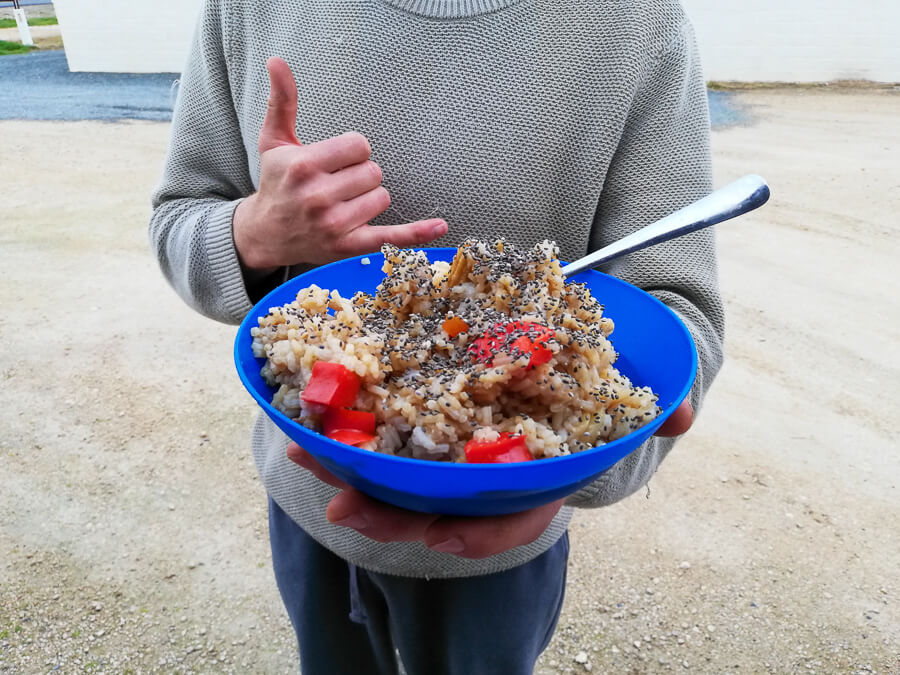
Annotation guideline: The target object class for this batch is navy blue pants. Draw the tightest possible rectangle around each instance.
[268,498,569,675]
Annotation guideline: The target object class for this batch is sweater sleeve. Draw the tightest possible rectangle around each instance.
[565,18,725,508]
[148,0,270,325]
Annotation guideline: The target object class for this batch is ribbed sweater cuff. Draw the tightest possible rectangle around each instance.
[205,199,255,322]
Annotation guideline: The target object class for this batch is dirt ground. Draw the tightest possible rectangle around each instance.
[1,87,898,674]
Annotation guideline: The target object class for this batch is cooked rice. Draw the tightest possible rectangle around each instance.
[250,239,661,462]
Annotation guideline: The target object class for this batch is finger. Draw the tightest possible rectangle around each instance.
[259,57,301,155]
[423,499,564,559]
[326,487,440,542]
[325,186,393,232]
[337,218,449,254]
[655,400,694,437]
[318,160,384,203]
[285,443,349,490]
[301,132,372,173]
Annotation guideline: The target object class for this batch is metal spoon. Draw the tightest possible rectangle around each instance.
[561,174,770,277]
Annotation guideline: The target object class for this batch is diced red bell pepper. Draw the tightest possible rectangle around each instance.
[464,432,533,463]
[322,407,376,437]
[301,361,361,408]
[469,321,554,369]
[327,429,376,447]
[469,327,502,362]
[510,334,553,367]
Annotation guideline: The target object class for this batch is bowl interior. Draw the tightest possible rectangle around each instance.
[234,249,697,515]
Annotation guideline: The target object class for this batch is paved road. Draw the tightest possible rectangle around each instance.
[0,50,178,121]
[0,48,748,125]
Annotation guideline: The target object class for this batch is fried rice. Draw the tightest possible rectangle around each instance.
[250,239,661,462]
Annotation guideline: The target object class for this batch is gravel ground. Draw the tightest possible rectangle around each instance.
[1,87,899,674]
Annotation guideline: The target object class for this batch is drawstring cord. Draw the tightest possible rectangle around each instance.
[348,563,369,624]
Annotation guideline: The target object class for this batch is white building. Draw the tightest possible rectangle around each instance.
[53,0,203,73]
[686,0,900,83]
[52,0,900,82]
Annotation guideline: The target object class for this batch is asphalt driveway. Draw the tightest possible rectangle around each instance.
[0,50,178,121]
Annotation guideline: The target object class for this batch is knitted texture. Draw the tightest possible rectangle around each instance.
[150,0,724,578]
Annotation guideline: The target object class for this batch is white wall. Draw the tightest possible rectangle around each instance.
[683,0,900,83]
[53,0,900,82]
[53,0,203,73]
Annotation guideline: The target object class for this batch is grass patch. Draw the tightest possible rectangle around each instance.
[0,39,35,55]
[0,16,58,29]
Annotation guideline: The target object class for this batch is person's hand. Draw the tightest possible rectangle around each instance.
[284,401,692,557]
[233,56,448,272]
[286,443,565,558]
[655,399,693,436]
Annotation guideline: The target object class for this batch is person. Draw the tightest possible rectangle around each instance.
[149,0,724,672]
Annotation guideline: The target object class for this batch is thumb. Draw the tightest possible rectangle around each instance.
[259,56,301,154]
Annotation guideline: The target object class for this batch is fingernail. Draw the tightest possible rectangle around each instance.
[431,221,447,237]
[430,537,465,554]
[333,514,368,531]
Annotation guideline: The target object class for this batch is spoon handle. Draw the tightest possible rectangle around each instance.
[561,174,770,277]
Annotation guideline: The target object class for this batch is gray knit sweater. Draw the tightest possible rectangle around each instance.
[150,0,724,578]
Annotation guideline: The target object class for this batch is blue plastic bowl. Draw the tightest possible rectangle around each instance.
[234,248,697,516]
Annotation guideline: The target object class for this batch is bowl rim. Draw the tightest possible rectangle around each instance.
[234,248,697,472]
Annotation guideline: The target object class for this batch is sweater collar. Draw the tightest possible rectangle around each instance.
[379,0,524,19]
